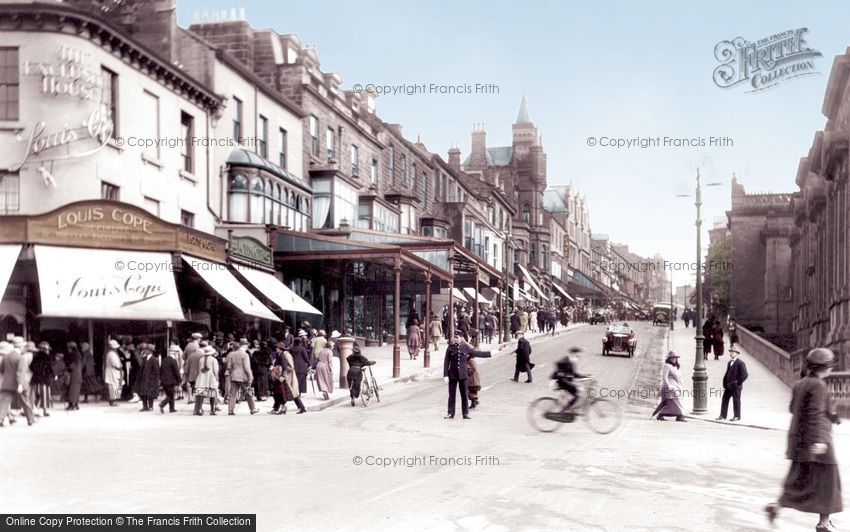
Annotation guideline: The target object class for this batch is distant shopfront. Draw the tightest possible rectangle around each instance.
[0,200,311,363]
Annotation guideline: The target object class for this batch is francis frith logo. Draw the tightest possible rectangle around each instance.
[713,28,822,92]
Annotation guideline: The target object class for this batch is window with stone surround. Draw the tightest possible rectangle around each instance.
[309,115,319,156]
[233,96,243,142]
[326,127,334,159]
[259,115,268,159]
[0,48,18,121]
[0,172,19,214]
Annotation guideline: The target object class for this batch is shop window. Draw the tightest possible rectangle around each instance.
[0,172,19,214]
[101,181,120,201]
[228,174,249,222]
[249,176,265,223]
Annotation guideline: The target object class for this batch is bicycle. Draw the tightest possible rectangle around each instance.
[527,377,622,434]
[359,364,381,406]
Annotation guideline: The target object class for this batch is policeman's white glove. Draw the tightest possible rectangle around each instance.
[443,376,449,384]
[810,443,828,455]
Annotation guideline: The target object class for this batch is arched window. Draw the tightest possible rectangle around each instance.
[275,183,282,224]
[263,179,273,223]
[522,203,531,224]
[249,176,264,223]
[228,174,249,222]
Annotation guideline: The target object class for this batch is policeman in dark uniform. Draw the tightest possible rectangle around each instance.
[443,331,491,419]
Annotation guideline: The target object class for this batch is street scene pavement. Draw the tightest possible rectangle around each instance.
[2,323,847,532]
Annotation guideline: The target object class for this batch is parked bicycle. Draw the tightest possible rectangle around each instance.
[527,377,622,434]
[359,364,381,406]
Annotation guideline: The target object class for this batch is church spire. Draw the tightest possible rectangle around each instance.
[516,94,531,124]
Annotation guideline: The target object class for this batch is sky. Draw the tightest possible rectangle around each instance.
[176,0,849,288]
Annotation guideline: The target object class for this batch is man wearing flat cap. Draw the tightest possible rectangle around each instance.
[442,332,492,420]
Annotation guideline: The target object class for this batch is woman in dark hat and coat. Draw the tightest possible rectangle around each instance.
[766,347,843,531]
[65,342,82,410]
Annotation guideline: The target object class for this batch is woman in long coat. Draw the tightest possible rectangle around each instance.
[701,317,714,360]
[315,342,334,400]
[64,342,82,410]
[711,320,725,360]
[519,310,529,334]
[766,348,842,531]
[103,340,123,406]
[138,347,160,412]
[193,346,219,416]
[407,320,421,360]
[652,351,686,422]
[79,342,101,403]
[279,349,306,414]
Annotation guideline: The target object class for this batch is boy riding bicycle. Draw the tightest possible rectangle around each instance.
[551,347,589,412]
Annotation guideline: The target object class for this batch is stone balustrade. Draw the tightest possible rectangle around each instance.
[738,325,849,416]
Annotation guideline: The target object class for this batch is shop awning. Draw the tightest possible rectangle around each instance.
[463,287,491,304]
[451,287,468,302]
[0,244,21,303]
[234,265,322,315]
[517,264,549,301]
[553,283,575,302]
[33,246,185,321]
[184,257,280,321]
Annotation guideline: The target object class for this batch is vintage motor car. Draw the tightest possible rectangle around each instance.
[652,303,672,326]
[602,323,636,357]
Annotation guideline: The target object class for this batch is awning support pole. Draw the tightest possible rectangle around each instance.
[392,256,401,379]
[424,271,431,368]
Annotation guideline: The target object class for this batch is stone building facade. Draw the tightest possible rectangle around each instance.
[726,177,795,348]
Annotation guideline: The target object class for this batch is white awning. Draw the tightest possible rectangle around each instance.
[517,264,549,301]
[184,257,280,321]
[519,288,538,303]
[234,265,322,315]
[451,287,468,302]
[553,283,575,302]
[489,286,501,295]
[34,245,185,321]
[463,287,491,304]
[0,244,21,303]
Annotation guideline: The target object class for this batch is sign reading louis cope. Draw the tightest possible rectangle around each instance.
[34,246,186,321]
[713,28,822,92]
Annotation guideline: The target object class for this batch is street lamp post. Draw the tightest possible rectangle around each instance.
[503,239,512,344]
[677,169,722,415]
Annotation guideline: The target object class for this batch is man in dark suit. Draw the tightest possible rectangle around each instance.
[716,347,748,421]
[443,332,491,420]
[159,346,182,413]
[289,336,311,397]
[512,332,534,383]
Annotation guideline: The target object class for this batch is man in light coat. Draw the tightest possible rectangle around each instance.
[104,339,123,406]
[184,333,204,403]
[0,341,35,426]
[226,339,259,415]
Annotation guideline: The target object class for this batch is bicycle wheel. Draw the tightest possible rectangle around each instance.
[360,381,371,406]
[527,397,563,433]
[371,377,380,402]
[584,398,623,434]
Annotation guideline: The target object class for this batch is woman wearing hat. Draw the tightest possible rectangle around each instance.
[651,351,687,422]
[64,341,82,411]
[103,340,123,407]
[80,342,102,404]
[30,342,53,416]
[315,341,334,400]
[407,319,421,360]
[193,346,220,416]
[766,348,843,531]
